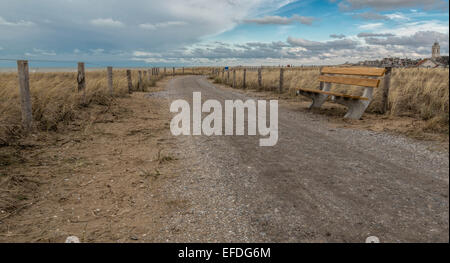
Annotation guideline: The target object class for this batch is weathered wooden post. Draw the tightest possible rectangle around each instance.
[138,70,143,91]
[107,66,113,96]
[77,62,86,104]
[243,68,246,89]
[126,70,133,94]
[17,60,32,131]
[182,67,185,75]
[258,67,262,89]
[381,67,392,114]
[173,67,175,76]
[279,67,284,93]
[227,69,230,84]
[164,67,166,76]
[222,69,224,79]
[233,69,236,88]
[148,69,151,81]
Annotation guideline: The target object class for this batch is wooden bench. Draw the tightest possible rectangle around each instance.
[296,67,390,119]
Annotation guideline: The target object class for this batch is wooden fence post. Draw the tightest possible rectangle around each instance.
[126,69,132,94]
[148,69,151,81]
[17,60,32,131]
[381,67,392,114]
[258,67,262,89]
[233,69,236,88]
[164,67,166,76]
[77,62,86,104]
[138,71,143,91]
[243,68,246,89]
[227,69,230,84]
[173,67,175,76]
[182,67,185,75]
[222,69,224,79]
[279,67,284,93]
[107,66,113,96]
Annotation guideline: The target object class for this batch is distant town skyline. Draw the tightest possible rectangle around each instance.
[0,0,449,67]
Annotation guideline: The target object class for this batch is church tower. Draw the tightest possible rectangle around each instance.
[432,41,440,59]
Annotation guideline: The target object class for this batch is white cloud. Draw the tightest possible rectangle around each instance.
[133,51,162,57]
[358,22,384,30]
[90,18,124,28]
[386,13,409,20]
[0,16,34,26]
[89,48,105,54]
[244,15,315,25]
[32,48,56,56]
[139,21,187,30]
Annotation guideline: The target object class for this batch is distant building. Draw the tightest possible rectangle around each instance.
[432,42,441,59]
[416,59,440,68]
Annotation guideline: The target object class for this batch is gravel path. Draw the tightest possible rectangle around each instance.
[155,75,449,243]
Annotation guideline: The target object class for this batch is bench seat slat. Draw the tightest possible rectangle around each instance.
[318,75,380,88]
[298,88,369,100]
[322,67,386,76]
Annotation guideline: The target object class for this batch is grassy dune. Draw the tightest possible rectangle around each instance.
[0,69,165,145]
[213,67,449,133]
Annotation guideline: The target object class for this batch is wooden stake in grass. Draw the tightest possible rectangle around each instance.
[138,71,143,91]
[148,69,151,81]
[279,67,284,93]
[107,66,113,96]
[381,67,392,114]
[227,69,230,84]
[77,62,86,104]
[258,67,262,89]
[164,67,166,76]
[233,69,236,88]
[182,67,185,75]
[243,68,247,89]
[173,67,175,77]
[17,60,32,131]
[126,69,133,94]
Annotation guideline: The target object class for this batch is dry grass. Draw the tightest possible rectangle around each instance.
[0,69,166,145]
[213,67,449,134]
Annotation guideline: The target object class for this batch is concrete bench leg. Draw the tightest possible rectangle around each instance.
[309,93,329,109]
[296,82,331,109]
[332,97,370,119]
[332,87,373,120]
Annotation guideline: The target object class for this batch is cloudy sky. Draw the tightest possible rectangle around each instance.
[0,0,448,67]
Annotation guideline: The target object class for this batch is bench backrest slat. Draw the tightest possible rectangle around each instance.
[318,75,380,88]
[322,67,386,77]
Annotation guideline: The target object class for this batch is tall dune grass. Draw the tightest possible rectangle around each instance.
[0,69,164,145]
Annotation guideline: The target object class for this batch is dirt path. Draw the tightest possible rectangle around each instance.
[157,75,448,242]
[1,75,448,242]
